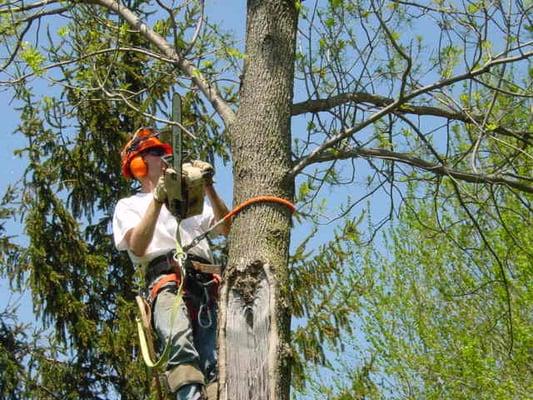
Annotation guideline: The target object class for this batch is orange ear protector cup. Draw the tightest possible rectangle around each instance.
[129,156,148,178]
[120,127,172,179]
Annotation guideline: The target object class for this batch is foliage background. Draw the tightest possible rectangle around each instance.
[1,0,531,399]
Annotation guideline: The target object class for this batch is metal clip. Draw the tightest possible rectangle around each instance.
[198,303,212,328]
[197,284,213,328]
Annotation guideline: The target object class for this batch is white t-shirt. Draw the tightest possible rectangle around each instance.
[112,192,215,265]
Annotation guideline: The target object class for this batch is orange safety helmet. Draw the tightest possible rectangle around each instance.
[121,127,172,179]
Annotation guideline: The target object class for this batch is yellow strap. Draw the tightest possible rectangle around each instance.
[136,277,184,370]
[137,317,167,369]
[174,235,186,262]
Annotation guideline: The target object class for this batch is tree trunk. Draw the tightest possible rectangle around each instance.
[218,1,298,399]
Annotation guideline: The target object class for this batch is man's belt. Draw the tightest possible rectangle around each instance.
[189,260,222,275]
[145,252,222,284]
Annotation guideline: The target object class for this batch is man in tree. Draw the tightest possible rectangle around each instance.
[112,127,231,400]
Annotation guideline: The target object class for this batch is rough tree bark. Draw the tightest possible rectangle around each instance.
[217,1,298,399]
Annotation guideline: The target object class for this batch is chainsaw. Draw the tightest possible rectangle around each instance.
[162,93,205,219]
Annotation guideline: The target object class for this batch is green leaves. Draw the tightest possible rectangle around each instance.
[329,0,343,9]
[20,43,45,76]
[0,0,238,395]
[0,0,531,398]
[356,184,533,399]
[226,47,244,59]
[57,25,69,38]
[441,45,462,79]
[467,2,482,14]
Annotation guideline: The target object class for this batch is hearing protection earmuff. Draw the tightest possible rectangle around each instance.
[129,156,148,178]
[120,127,172,179]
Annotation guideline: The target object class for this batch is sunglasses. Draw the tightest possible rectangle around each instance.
[142,147,166,157]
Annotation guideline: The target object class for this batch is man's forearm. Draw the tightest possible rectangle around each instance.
[128,199,163,256]
[205,184,231,236]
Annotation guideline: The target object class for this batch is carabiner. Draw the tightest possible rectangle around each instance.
[198,303,212,328]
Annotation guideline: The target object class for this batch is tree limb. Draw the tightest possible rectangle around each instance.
[294,147,533,194]
[88,0,235,126]
[12,6,71,24]
[291,91,529,140]
[290,48,533,176]
[0,46,176,84]
[0,0,63,14]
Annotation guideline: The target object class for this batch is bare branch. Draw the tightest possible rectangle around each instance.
[392,0,470,16]
[181,0,205,58]
[0,0,63,13]
[290,48,533,177]
[472,77,533,98]
[96,81,198,139]
[13,6,71,24]
[0,20,32,72]
[373,2,412,99]
[0,46,176,85]
[291,91,529,140]
[295,146,533,194]
[448,181,514,353]
[409,46,533,98]
[88,0,235,126]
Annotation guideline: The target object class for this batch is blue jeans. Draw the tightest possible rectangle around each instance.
[151,280,217,399]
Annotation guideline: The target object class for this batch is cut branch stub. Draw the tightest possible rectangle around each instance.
[231,260,265,305]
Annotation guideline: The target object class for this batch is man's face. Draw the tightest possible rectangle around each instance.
[141,147,166,178]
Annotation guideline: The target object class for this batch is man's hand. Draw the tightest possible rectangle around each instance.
[153,175,167,204]
[192,160,215,185]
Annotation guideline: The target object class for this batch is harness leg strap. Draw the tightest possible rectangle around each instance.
[150,273,181,302]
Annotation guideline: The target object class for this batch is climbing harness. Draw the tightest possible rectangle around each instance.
[198,274,221,329]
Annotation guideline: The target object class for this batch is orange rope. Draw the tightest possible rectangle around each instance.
[183,195,295,252]
[223,195,296,222]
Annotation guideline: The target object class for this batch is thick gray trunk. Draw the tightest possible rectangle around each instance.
[218,1,298,399]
